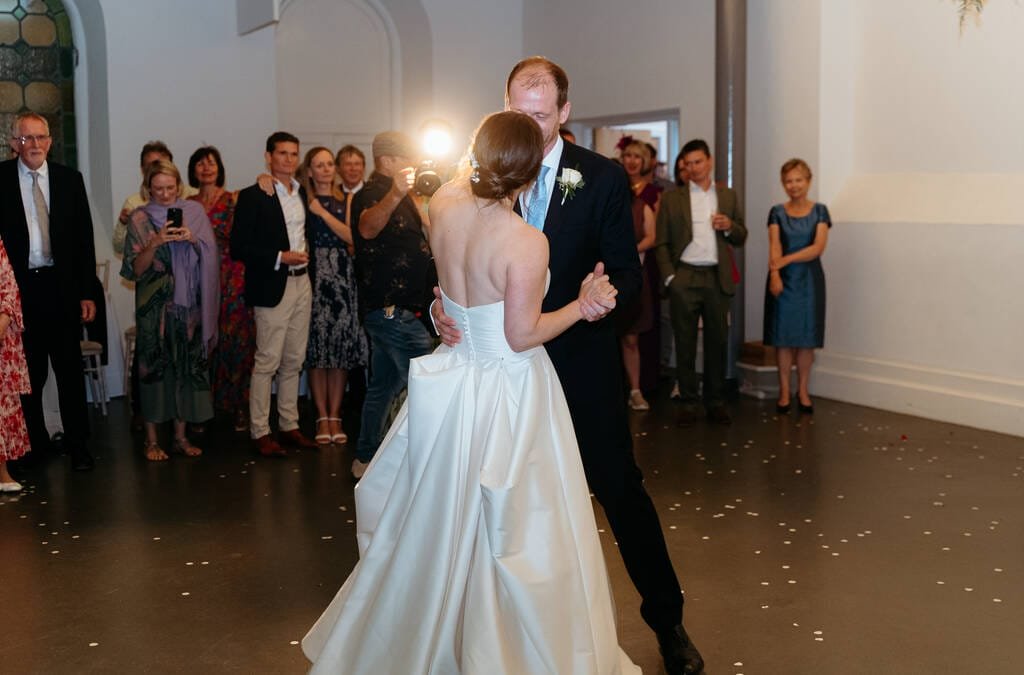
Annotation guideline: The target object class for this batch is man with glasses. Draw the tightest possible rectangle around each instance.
[0,112,98,471]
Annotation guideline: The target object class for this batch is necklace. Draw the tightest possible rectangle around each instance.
[200,187,224,209]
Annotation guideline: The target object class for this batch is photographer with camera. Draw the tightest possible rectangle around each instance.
[349,131,436,480]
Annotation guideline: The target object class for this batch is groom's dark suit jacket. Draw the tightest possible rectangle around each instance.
[537,142,641,467]
[231,182,309,308]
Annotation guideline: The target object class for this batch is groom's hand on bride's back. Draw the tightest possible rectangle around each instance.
[431,286,462,346]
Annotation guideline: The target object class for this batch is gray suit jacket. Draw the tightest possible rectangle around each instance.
[654,183,747,295]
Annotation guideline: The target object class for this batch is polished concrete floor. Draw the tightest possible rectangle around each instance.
[3,391,1023,674]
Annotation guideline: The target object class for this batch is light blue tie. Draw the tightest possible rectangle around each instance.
[526,165,550,230]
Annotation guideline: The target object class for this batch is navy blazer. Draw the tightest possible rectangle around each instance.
[538,142,641,354]
[0,158,97,317]
[231,182,309,308]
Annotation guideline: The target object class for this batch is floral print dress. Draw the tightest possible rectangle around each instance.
[0,239,31,461]
[306,194,368,370]
[190,191,255,413]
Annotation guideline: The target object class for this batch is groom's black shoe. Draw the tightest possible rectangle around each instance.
[657,624,704,674]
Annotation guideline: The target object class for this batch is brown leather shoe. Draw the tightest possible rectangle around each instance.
[706,405,732,426]
[676,407,698,428]
[279,429,318,450]
[254,434,287,458]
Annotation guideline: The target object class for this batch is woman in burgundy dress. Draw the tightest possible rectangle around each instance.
[617,138,660,411]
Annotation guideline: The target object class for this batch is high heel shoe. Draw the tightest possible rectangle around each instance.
[328,418,348,444]
[798,400,814,415]
[315,417,332,444]
[775,402,791,414]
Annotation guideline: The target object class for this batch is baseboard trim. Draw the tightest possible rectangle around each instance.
[812,352,1024,437]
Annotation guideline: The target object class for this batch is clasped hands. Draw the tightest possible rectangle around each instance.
[156,225,194,245]
[430,261,617,347]
[577,262,616,321]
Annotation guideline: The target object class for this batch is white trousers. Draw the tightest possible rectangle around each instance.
[250,274,312,438]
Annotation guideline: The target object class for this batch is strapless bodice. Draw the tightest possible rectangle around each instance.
[441,290,539,362]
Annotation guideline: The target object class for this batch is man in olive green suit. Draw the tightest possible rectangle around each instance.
[655,139,747,427]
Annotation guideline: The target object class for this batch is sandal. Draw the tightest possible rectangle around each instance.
[144,440,169,462]
[315,417,332,445]
[173,436,202,457]
[328,417,348,444]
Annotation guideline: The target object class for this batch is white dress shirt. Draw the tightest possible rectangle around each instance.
[343,181,364,195]
[519,135,562,224]
[18,158,54,269]
[680,180,719,266]
[275,177,307,270]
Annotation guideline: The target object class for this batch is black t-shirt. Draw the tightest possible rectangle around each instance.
[350,171,435,314]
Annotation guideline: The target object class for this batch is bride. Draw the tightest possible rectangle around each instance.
[302,111,641,674]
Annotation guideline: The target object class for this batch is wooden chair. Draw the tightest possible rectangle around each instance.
[81,261,110,415]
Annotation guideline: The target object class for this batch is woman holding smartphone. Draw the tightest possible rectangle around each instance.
[121,160,220,460]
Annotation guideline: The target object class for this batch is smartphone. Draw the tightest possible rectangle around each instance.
[166,207,183,236]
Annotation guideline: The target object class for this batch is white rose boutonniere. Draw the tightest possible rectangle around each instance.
[556,167,585,205]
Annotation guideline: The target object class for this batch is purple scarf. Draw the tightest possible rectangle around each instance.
[143,199,220,353]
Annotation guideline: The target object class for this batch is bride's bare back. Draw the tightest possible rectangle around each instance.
[429,179,546,306]
[428,179,564,352]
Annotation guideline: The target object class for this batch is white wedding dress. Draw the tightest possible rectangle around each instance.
[303,287,640,674]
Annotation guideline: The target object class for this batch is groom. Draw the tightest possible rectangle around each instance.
[434,57,704,674]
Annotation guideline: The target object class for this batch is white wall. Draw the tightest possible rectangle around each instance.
[745,0,822,339]
[89,0,277,375]
[522,0,715,144]
[746,0,1024,436]
[421,0,523,157]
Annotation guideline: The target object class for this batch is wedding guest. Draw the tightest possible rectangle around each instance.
[763,158,831,414]
[674,148,690,186]
[0,238,31,492]
[187,146,255,432]
[336,145,366,197]
[121,160,219,460]
[1,111,98,471]
[113,141,197,256]
[349,131,435,479]
[656,139,747,428]
[300,146,368,445]
[617,137,658,411]
[115,141,198,432]
[232,132,318,457]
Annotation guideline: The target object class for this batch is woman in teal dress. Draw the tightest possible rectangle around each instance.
[763,158,831,415]
[121,160,220,460]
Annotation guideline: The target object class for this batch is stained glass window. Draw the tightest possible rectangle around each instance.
[0,0,76,168]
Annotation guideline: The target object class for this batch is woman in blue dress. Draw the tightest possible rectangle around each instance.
[763,158,831,414]
[301,147,369,445]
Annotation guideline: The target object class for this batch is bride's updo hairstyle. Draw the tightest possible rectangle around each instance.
[469,111,544,201]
